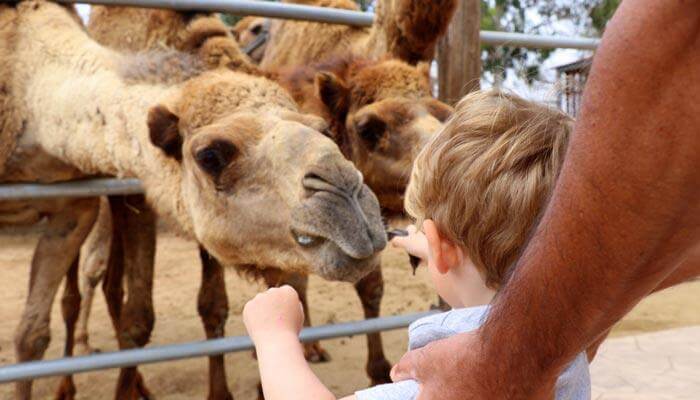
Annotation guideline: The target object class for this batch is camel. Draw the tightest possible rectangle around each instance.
[1,3,387,400]
[260,0,458,69]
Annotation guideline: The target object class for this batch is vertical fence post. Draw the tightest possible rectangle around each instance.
[438,0,482,105]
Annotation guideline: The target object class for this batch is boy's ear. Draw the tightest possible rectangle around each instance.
[148,105,183,161]
[423,220,460,274]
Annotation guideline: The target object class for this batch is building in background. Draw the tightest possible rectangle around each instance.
[556,57,592,117]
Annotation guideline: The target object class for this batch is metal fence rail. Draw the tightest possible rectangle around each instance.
[57,0,600,50]
[0,311,435,383]
[0,178,143,200]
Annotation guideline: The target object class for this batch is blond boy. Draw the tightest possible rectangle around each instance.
[243,90,590,400]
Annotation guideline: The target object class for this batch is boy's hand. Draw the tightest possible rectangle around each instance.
[391,225,429,262]
[243,285,305,344]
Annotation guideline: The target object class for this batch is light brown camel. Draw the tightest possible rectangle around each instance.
[1,3,386,400]
[82,9,285,400]
[260,0,458,69]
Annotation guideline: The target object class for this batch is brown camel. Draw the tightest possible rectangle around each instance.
[1,3,386,400]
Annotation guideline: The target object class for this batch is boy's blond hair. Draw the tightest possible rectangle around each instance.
[405,90,573,288]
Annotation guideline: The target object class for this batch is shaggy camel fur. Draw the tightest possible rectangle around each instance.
[260,0,458,69]
[89,5,260,75]
[1,3,386,399]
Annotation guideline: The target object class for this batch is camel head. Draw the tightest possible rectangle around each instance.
[311,59,453,214]
[148,69,386,282]
[231,16,268,64]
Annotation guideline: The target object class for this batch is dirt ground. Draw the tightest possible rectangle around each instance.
[0,228,698,399]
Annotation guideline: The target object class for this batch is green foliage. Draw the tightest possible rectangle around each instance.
[220,13,241,26]
[590,0,621,32]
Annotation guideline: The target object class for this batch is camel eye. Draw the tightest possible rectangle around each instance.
[250,24,263,35]
[194,139,238,179]
[355,114,387,149]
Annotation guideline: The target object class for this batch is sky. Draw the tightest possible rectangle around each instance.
[73,3,596,104]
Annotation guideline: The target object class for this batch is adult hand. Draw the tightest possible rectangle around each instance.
[391,331,555,400]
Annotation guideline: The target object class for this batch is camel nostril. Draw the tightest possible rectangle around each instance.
[302,172,340,198]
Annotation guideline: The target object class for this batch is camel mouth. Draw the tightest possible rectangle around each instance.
[289,167,386,282]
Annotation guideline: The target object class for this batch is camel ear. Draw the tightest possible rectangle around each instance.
[181,16,230,51]
[148,105,183,161]
[315,72,350,117]
[423,98,454,123]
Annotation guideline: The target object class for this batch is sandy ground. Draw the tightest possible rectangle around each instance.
[0,229,698,399]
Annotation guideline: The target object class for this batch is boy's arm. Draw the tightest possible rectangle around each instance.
[254,331,350,400]
[391,0,700,398]
[243,286,356,400]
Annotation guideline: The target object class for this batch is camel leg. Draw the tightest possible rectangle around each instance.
[354,268,391,385]
[54,258,81,400]
[14,198,99,400]
[75,198,112,355]
[263,271,330,363]
[102,202,124,335]
[197,248,233,400]
[105,195,156,400]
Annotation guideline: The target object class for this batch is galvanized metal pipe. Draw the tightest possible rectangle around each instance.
[56,0,599,49]
[0,178,144,200]
[60,0,375,26]
[480,31,599,50]
[0,311,435,383]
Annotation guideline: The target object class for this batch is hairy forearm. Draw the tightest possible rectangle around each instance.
[255,334,336,400]
[480,0,700,392]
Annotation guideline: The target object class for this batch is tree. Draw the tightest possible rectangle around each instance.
[590,0,621,32]
[480,0,621,87]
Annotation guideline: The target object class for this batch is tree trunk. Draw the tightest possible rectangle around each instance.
[438,0,481,105]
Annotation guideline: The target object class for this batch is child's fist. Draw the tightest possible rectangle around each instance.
[243,285,305,344]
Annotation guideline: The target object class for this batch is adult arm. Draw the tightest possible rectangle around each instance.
[391,1,700,398]
[587,243,700,360]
